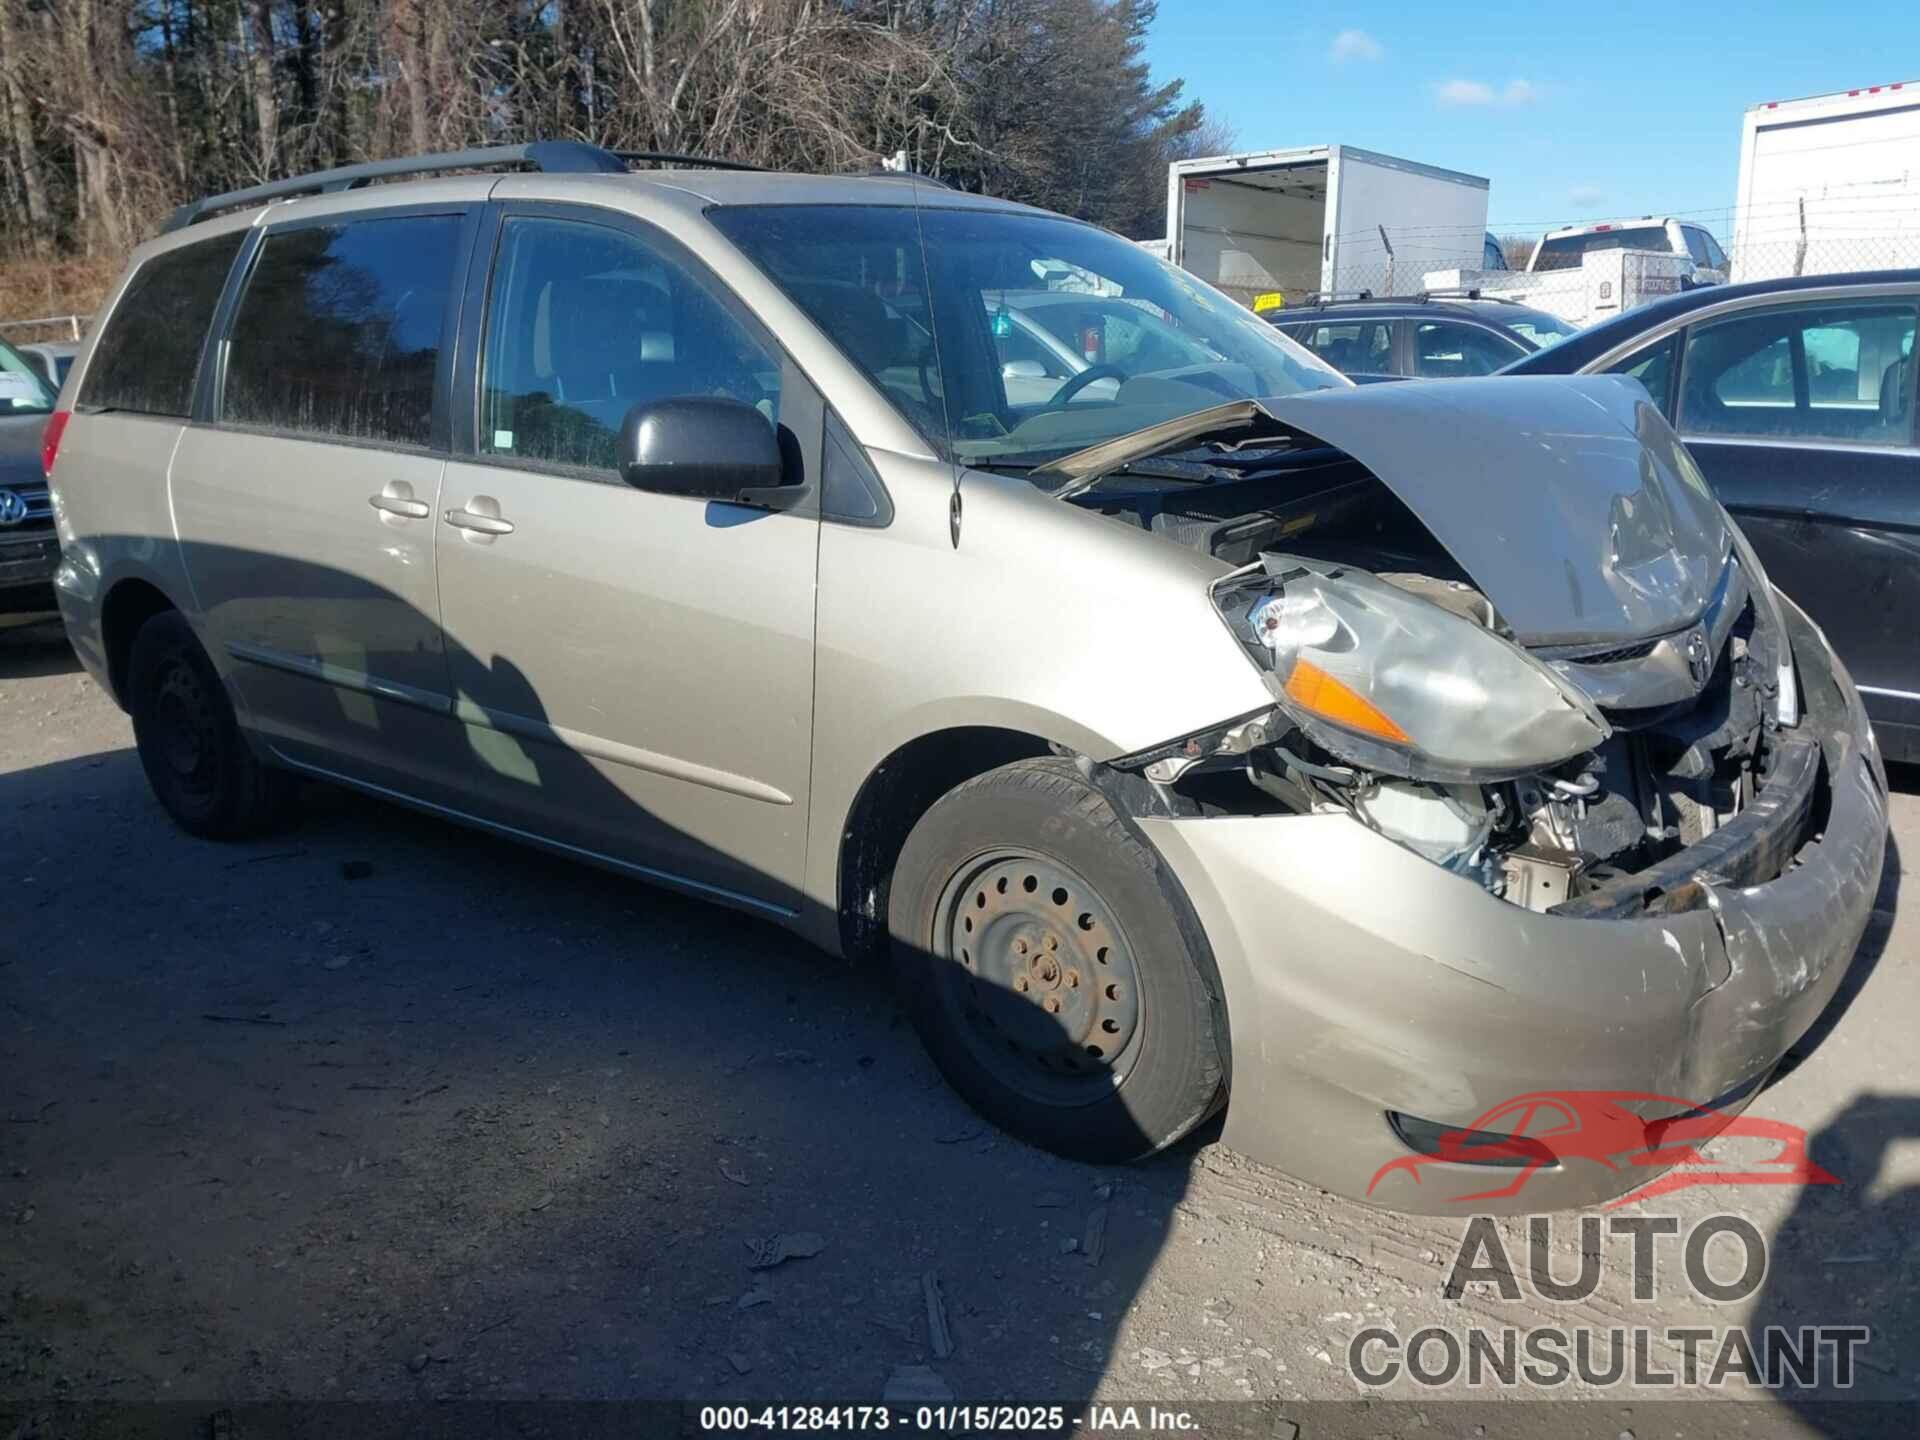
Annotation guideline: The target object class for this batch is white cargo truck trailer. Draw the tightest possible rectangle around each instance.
[1164,146,1490,310]
[1733,80,1920,282]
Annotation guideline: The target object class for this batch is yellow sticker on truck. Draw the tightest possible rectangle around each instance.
[1251,292,1286,313]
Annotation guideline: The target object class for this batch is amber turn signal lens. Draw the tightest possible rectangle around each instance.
[1282,657,1412,745]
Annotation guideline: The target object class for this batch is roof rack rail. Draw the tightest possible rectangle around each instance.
[162,141,762,233]
[1297,289,1376,306]
[857,167,955,189]
[1419,287,1526,305]
[612,150,767,173]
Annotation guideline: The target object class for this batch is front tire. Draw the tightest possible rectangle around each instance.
[889,758,1226,1162]
[127,610,294,839]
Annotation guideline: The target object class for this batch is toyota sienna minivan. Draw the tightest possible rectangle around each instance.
[44,143,1887,1211]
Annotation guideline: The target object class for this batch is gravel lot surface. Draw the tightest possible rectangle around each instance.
[3,616,1914,1436]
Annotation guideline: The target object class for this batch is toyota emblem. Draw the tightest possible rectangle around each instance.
[0,488,29,527]
[1685,626,1711,686]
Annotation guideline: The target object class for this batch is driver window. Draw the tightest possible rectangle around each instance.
[480,215,782,475]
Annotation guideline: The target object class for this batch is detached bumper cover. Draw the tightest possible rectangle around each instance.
[1140,598,1886,1214]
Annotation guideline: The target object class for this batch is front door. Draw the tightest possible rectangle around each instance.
[1669,297,1920,754]
[171,206,477,797]
[432,207,820,912]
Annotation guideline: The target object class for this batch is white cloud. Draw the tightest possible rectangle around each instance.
[1331,28,1383,63]
[1434,77,1543,107]
[1434,79,1495,106]
[1569,184,1605,208]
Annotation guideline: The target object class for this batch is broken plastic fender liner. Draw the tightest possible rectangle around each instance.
[1283,657,1410,745]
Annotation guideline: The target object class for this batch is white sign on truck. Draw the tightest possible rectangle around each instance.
[1165,146,1489,309]
[1733,80,1920,282]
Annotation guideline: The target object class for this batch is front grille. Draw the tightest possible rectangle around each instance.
[0,480,52,530]
[1549,637,1660,666]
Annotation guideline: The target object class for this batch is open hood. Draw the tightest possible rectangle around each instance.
[1040,376,1733,649]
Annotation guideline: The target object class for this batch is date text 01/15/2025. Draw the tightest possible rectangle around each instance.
[698,1405,1202,1431]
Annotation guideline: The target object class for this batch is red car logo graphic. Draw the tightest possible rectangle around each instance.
[1366,1090,1839,1207]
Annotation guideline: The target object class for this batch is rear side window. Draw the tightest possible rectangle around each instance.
[1678,301,1918,445]
[79,232,245,417]
[1411,321,1522,378]
[1292,321,1394,374]
[1607,334,1680,416]
[223,214,462,447]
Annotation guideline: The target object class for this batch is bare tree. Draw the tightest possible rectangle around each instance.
[0,0,1222,276]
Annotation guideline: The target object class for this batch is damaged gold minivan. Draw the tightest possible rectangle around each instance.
[45,145,1887,1211]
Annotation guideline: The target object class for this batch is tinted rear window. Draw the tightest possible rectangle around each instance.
[1531,227,1672,272]
[223,214,462,447]
[79,232,245,417]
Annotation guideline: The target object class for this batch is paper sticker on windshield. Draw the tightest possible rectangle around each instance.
[1252,292,1286,314]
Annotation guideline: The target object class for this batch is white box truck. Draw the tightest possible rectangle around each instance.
[1165,146,1490,309]
[1733,80,1920,282]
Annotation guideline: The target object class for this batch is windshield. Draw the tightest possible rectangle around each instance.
[0,338,56,417]
[1505,311,1579,348]
[709,203,1343,473]
[1531,227,1672,272]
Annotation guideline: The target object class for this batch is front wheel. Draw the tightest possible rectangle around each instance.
[889,758,1226,1162]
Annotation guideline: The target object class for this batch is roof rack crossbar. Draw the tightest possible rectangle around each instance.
[162,141,760,232]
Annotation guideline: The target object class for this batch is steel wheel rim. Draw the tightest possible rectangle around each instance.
[152,658,219,800]
[933,850,1145,1107]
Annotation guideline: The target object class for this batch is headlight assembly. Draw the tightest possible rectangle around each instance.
[1217,557,1611,783]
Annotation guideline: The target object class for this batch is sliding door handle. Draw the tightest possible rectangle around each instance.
[445,501,516,537]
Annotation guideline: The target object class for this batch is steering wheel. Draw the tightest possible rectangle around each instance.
[1046,363,1129,408]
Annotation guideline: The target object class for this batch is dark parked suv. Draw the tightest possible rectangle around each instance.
[1270,294,1577,379]
[0,335,60,618]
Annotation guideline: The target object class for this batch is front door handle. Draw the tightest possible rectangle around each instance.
[445,498,516,537]
[369,481,430,520]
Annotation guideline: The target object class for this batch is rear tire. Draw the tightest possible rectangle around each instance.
[127,610,294,839]
[889,757,1226,1163]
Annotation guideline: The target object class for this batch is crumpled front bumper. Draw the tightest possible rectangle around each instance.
[1138,598,1887,1214]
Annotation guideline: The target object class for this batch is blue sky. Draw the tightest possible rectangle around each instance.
[1146,1,1919,240]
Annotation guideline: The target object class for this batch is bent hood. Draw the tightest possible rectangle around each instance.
[1042,375,1733,648]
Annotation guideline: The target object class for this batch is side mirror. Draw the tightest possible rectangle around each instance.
[617,396,805,510]
[1001,359,1046,380]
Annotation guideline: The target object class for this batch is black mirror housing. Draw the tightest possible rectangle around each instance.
[618,396,800,507]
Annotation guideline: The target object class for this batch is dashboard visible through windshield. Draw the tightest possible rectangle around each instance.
[708,202,1344,480]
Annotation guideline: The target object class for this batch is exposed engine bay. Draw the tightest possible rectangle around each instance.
[1080,447,1804,916]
